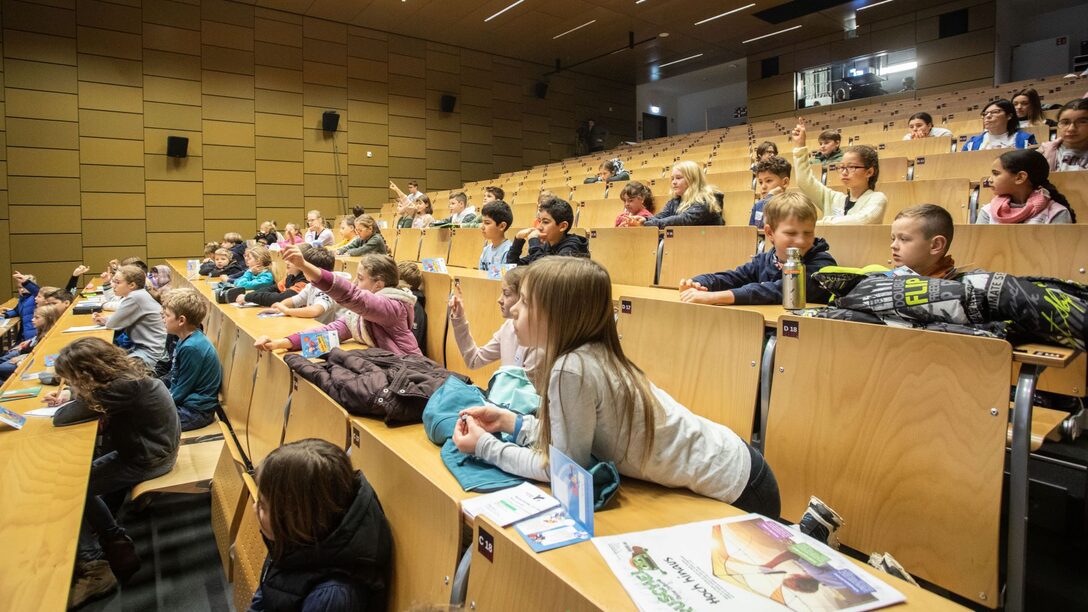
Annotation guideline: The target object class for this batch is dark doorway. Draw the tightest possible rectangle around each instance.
[643,113,667,140]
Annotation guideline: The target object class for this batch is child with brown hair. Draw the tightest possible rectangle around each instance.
[337,215,388,256]
[254,249,421,356]
[161,288,221,430]
[397,261,428,355]
[249,439,391,611]
[0,303,63,381]
[230,245,276,289]
[791,119,887,224]
[199,247,245,278]
[891,204,963,279]
[614,181,656,227]
[449,264,536,370]
[92,265,169,372]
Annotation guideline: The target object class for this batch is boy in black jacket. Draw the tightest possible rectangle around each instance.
[679,193,836,305]
[506,197,590,265]
[198,248,245,278]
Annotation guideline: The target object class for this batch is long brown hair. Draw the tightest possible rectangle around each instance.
[255,438,359,560]
[522,258,657,467]
[54,337,151,412]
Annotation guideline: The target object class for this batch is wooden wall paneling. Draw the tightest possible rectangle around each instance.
[0,28,6,297]
[256,11,304,225]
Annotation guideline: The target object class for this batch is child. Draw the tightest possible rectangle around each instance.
[748,156,791,228]
[101,257,149,310]
[259,246,339,323]
[410,195,435,229]
[976,149,1073,224]
[483,186,504,205]
[1039,98,1088,172]
[201,241,219,262]
[449,265,535,370]
[93,265,169,372]
[680,193,836,305]
[397,261,428,356]
[452,257,780,517]
[625,161,724,227]
[253,249,421,356]
[332,215,356,250]
[791,119,887,224]
[241,244,311,305]
[1012,88,1055,128]
[433,192,477,226]
[902,112,953,140]
[585,159,630,184]
[614,181,656,227]
[812,130,843,166]
[5,271,39,341]
[199,247,245,278]
[149,264,174,300]
[162,288,222,431]
[962,99,1038,151]
[304,210,335,247]
[749,140,778,172]
[231,245,277,289]
[254,221,279,246]
[222,232,247,266]
[0,303,62,381]
[337,215,388,256]
[52,338,179,597]
[478,200,513,270]
[248,439,391,611]
[277,222,305,248]
[891,204,963,279]
[39,286,74,309]
[506,197,590,265]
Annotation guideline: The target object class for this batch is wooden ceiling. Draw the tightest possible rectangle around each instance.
[240,0,950,84]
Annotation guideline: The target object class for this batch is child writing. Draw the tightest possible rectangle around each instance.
[161,288,222,431]
[304,210,335,247]
[248,439,391,611]
[452,257,780,517]
[478,200,513,270]
[680,193,836,305]
[976,149,1074,224]
[791,118,887,224]
[199,247,245,278]
[5,271,39,341]
[614,181,656,227]
[336,214,388,256]
[506,197,590,265]
[891,204,966,279]
[0,303,63,381]
[449,265,536,370]
[231,245,277,289]
[748,156,791,228]
[277,222,305,248]
[624,161,724,227]
[253,249,421,356]
[258,246,339,323]
[93,265,169,372]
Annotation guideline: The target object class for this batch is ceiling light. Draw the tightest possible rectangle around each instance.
[650,105,661,114]
[694,3,755,26]
[636,0,648,4]
[659,53,703,68]
[484,0,524,22]
[880,60,917,75]
[857,0,893,10]
[742,24,802,44]
[553,20,596,39]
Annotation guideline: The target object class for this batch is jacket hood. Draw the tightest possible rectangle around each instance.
[378,286,417,307]
[556,233,590,251]
[804,237,832,261]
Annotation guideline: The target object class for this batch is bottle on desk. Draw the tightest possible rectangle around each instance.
[782,247,805,311]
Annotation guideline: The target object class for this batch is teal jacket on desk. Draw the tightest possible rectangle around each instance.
[169,329,221,415]
[232,269,275,289]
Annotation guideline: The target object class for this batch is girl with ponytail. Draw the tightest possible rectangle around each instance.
[976,149,1074,224]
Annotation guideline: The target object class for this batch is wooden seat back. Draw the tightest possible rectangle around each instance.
[1050,170,1088,224]
[911,149,999,182]
[586,227,659,287]
[879,178,972,224]
[813,224,894,268]
[950,224,1088,281]
[658,226,758,288]
[444,274,504,381]
[447,228,484,268]
[281,377,350,450]
[421,271,452,364]
[244,351,293,465]
[392,228,423,262]
[419,227,452,261]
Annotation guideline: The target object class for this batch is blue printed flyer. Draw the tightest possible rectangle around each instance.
[0,404,26,430]
[514,446,593,553]
[299,330,340,358]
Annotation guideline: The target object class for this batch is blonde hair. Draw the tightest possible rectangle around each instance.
[307,209,325,224]
[33,303,64,335]
[116,265,147,288]
[672,161,721,215]
[214,248,233,259]
[522,258,657,468]
[162,287,208,325]
[245,245,272,267]
[354,214,381,237]
[763,192,819,228]
[223,232,243,244]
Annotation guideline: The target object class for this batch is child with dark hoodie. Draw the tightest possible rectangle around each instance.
[506,196,590,265]
[249,439,391,612]
[199,248,245,278]
[679,193,837,305]
[396,261,428,357]
[5,270,39,341]
[253,248,421,356]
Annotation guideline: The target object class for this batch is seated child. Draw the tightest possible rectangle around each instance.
[201,241,219,263]
[680,193,836,305]
[222,232,246,266]
[903,112,953,140]
[230,245,277,289]
[614,181,656,227]
[749,156,791,228]
[1040,98,1088,172]
[506,197,590,265]
[337,215,388,256]
[812,130,843,166]
[397,261,428,356]
[749,140,778,172]
[277,222,305,248]
[199,247,245,278]
[254,221,279,246]
[791,119,887,225]
[584,159,630,183]
[891,204,965,279]
[149,265,174,300]
[102,257,149,310]
[478,200,513,270]
[5,271,39,341]
[332,215,356,250]
[482,186,504,205]
[93,265,169,372]
[453,258,780,517]
[449,264,535,370]
[625,161,724,227]
[161,288,222,431]
[304,210,335,247]
[39,286,74,309]
[248,439,391,611]
[433,192,477,226]
[976,149,1074,224]
[253,249,421,356]
[258,245,339,323]
[0,303,63,381]
[410,195,435,229]
[242,244,314,306]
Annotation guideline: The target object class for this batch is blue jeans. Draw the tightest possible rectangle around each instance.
[0,348,19,382]
[178,406,215,431]
[78,449,177,559]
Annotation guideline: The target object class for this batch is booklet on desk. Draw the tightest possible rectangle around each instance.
[593,514,906,612]
[461,482,559,527]
[2,386,41,401]
[514,446,594,552]
[299,330,340,358]
[0,405,26,430]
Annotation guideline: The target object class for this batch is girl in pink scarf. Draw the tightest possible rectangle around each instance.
[976,149,1075,224]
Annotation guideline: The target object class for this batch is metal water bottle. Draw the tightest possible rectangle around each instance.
[782,247,805,310]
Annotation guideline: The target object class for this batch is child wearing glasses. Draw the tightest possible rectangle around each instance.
[1040,98,1088,172]
[790,119,887,224]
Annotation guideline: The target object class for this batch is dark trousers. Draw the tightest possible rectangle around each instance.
[731,443,782,519]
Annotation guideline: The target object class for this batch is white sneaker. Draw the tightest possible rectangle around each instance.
[798,496,845,549]
[868,552,919,586]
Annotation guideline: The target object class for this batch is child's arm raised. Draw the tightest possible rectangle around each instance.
[790,118,836,218]
[448,291,504,369]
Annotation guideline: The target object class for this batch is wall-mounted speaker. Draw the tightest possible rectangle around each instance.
[534,81,549,99]
[166,136,189,158]
[322,110,340,132]
[440,94,457,113]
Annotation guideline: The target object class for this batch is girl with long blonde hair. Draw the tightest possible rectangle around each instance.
[625,160,723,227]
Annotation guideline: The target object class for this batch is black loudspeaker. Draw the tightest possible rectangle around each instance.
[322,110,340,132]
[534,81,548,99]
[440,94,456,113]
[166,136,189,158]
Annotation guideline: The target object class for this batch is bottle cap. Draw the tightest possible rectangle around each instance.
[786,247,801,258]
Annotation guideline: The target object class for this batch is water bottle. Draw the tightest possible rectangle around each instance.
[782,247,805,310]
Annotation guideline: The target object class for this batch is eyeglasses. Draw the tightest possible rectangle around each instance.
[1057,118,1088,128]
[981,110,1005,118]
[838,165,868,173]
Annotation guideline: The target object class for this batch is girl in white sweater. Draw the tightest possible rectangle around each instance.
[791,118,887,224]
[448,265,536,371]
[452,257,780,517]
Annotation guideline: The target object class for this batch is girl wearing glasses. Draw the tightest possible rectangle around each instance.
[790,119,887,224]
[1039,98,1088,172]
[962,99,1038,151]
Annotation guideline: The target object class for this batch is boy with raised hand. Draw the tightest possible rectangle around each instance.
[478,200,513,270]
[749,156,792,228]
[890,204,964,279]
[505,196,589,265]
[813,130,844,166]
[680,193,836,305]
[161,288,222,431]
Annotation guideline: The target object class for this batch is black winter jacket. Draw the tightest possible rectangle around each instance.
[506,233,590,266]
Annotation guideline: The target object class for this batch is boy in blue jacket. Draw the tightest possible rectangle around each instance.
[6,271,39,341]
[680,193,836,305]
[161,288,222,430]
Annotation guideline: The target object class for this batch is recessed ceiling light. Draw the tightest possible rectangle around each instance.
[858,0,893,10]
[742,24,802,44]
[694,3,755,26]
[484,0,524,22]
[658,32,669,37]
[659,53,704,68]
[553,20,596,40]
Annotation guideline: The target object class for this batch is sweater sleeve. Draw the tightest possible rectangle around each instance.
[65,275,80,294]
[792,146,839,219]
[313,269,403,329]
[730,280,784,305]
[506,238,530,265]
[450,315,502,369]
[106,295,143,330]
[692,259,760,292]
[644,201,718,227]
[235,270,274,289]
[169,343,198,409]
[336,237,362,255]
[820,191,887,225]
